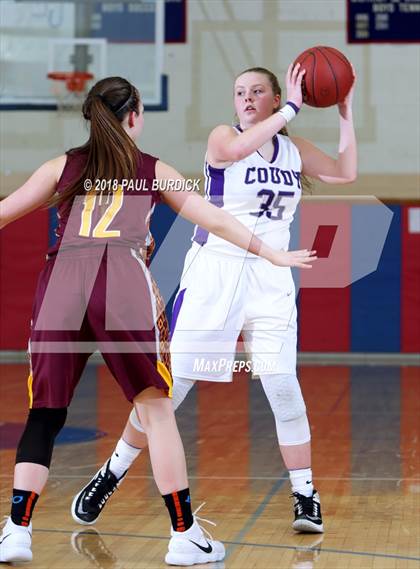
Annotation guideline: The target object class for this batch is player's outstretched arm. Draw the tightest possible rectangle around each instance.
[0,155,66,229]
[207,63,306,167]
[156,160,316,269]
[291,73,357,185]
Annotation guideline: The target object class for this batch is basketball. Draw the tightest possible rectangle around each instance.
[294,46,354,108]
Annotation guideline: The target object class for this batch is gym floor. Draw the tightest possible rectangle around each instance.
[0,362,419,568]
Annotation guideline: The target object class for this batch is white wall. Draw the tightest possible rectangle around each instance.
[1,0,419,196]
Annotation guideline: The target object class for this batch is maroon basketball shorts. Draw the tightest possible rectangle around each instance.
[27,246,172,408]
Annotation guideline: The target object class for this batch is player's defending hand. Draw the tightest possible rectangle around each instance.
[270,248,317,269]
[285,62,306,110]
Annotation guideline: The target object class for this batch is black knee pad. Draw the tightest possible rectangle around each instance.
[16,407,67,468]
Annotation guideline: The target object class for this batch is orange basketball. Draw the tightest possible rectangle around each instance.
[294,46,354,108]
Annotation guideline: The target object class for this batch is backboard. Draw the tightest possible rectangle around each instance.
[0,0,166,110]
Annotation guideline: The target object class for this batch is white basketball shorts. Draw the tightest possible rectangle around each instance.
[170,243,297,381]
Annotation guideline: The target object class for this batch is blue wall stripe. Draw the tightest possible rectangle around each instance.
[150,204,192,322]
[48,207,59,248]
[351,205,401,352]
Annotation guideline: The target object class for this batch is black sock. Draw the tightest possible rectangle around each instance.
[11,489,39,526]
[162,488,193,532]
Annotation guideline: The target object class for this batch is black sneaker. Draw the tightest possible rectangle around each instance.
[292,490,324,533]
[71,459,127,525]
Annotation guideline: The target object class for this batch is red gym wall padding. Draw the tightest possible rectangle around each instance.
[298,201,351,352]
[0,209,48,350]
[401,205,420,352]
[1,203,419,353]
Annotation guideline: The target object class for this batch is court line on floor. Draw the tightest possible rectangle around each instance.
[32,528,420,562]
[224,476,287,560]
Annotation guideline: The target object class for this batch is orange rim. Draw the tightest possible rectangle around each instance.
[47,71,94,93]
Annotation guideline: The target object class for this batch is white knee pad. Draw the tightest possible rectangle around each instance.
[129,376,196,433]
[260,373,310,446]
[129,406,144,433]
[273,413,311,446]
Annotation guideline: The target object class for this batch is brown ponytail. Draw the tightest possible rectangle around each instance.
[236,67,312,194]
[49,76,141,208]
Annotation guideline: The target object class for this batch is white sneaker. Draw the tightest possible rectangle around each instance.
[0,517,32,563]
[165,504,225,566]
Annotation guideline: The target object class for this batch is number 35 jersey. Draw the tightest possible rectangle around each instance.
[193,132,302,257]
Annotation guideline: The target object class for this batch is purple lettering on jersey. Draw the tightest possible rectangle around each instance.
[245,167,301,188]
[250,189,294,219]
[269,167,281,184]
[292,170,301,189]
[257,168,268,184]
[281,170,293,186]
[245,167,256,184]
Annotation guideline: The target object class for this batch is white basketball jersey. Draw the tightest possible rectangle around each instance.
[192,132,302,257]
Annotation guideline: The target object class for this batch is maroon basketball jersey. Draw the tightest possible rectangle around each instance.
[48,149,160,257]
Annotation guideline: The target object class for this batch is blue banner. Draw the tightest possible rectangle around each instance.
[91,1,186,43]
[348,0,420,43]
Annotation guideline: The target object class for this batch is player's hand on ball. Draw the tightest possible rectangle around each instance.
[338,64,356,118]
[285,62,306,109]
[271,249,317,269]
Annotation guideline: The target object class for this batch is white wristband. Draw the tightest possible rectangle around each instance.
[278,103,298,124]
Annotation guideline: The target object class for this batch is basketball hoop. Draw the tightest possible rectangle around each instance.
[47,71,94,112]
[48,71,93,93]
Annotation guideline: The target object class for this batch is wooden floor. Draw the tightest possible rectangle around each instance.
[1,363,419,569]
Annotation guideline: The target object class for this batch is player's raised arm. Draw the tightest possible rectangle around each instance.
[156,160,316,269]
[291,75,357,185]
[207,63,306,167]
[0,155,66,229]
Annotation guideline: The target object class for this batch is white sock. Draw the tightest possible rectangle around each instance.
[109,438,142,479]
[289,467,314,497]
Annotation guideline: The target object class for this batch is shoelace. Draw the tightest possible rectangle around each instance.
[292,493,318,517]
[192,502,217,543]
[85,469,117,507]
